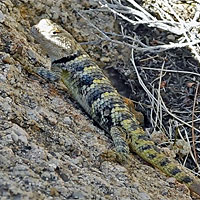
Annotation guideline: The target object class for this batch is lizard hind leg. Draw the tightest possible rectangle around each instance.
[101,126,131,166]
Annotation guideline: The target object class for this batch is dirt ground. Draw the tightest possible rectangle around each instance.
[0,0,199,199]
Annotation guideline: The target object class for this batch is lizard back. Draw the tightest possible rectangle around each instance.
[31,19,200,196]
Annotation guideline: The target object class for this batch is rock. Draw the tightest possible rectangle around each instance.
[11,132,19,142]
[0,0,196,199]
[100,56,111,62]
[167,34,176,41]
[5,124,29,145]
[71,191,86,199]
[0,10,5,23]
[2,54,13,64]
[0,74,7,82]
[63,116,72,125]
[138,192,151,200]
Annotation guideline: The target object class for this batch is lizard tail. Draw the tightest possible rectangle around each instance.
[129,127,200,196]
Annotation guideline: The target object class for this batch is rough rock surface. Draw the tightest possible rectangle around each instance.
[0,0,198,199]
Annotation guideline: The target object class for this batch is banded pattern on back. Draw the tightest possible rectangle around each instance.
[31,19,200,196]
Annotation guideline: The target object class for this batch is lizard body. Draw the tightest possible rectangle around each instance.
[31,19,200,196]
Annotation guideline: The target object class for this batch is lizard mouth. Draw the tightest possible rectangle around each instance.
[52,51,81,64]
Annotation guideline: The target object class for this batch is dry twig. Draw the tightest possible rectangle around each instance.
[99,0,200,62]
[191,82,200,170]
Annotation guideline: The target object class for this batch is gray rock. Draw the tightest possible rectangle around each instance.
[138,192,151,200]
[0,10,5,23]
[11,132,19,142]
[70,191,86,199]
[0,74,7,82]
[63,116,72,125]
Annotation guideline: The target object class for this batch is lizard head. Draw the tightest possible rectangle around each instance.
[31,19,83,62]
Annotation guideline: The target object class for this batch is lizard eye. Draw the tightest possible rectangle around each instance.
[52,29,61,34]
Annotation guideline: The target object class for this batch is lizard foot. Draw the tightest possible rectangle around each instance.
[100,149,131,166]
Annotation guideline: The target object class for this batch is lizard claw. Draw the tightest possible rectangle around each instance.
[100,149,131,166]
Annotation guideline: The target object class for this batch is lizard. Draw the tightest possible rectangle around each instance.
[30,19,200,196]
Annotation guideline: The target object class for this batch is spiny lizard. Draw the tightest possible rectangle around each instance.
[30,19,200,196]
